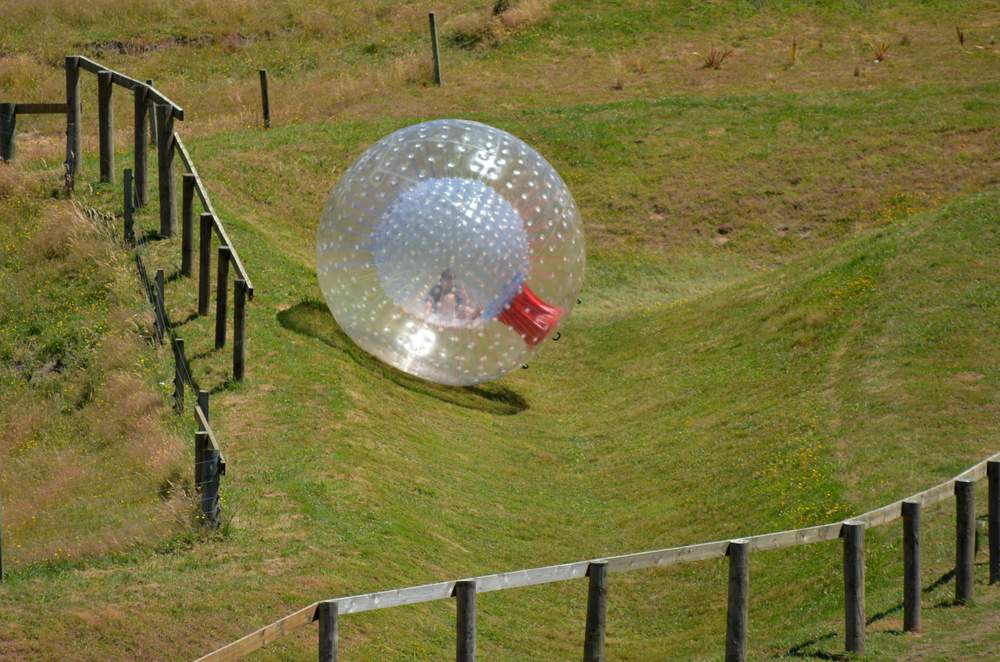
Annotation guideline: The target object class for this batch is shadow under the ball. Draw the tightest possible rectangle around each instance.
[277,301,529,415]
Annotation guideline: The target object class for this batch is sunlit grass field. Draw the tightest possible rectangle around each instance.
[1,1,998,659]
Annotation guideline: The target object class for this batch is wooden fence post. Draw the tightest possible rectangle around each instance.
[202,442,220,528]
[990,461,1000,585]
[583,561,607,662]
[123,168,134,244]
[258,69,271,129]
[318,601,339,662]
[146,80,156,147]
[215,246,231,349]
[155,268,166,344]
[198,389,210,423]
[955,479,975,604]
[174,337,185,413]
[198,213,212,315]
[133,85,149,206]
[456,580,476,662]
[726,540,749,662]
[429,12,442,86]
[842,521,865,655]
[902,499,921,633]
[65,56,81,178]
[181,173,195,276]
[234,278,247,381]
[0,500,6,582]
[194,430,208,492]
[0,103,15,161]
[155,104,176,237]
[97,70,114,183]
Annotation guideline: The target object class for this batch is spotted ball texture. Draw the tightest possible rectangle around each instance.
[317,119,585,385]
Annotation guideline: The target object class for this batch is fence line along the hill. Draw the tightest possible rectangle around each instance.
[198,450,1000,662]
[135,250,227,529]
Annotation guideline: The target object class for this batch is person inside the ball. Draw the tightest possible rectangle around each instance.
[424,269,482,322]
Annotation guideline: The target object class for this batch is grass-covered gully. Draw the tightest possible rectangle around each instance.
[1,1,999,659]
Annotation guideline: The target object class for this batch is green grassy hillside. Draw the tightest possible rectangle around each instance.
[1,1,998,660]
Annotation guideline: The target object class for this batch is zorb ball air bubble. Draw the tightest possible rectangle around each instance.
[316,119,585,386]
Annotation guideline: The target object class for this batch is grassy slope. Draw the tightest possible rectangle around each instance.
[1,1,999,659]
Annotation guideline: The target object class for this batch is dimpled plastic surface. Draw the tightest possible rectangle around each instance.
[316,119,585,386]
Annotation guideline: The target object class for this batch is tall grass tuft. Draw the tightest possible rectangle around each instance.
[703,46,734,70]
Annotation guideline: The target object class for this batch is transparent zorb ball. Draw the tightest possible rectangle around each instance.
[316,119,585,386]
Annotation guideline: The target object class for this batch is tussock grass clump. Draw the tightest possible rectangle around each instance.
[703,45,735,69]
[444,0,553,49]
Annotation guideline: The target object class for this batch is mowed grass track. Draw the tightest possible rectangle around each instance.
[1,1,999,659]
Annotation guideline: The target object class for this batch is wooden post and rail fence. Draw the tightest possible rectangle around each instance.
[63,53,254,381]
[196,452,1000,661]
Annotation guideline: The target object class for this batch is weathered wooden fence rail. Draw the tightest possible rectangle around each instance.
[197,450,1000,662]
[0,102,69,161]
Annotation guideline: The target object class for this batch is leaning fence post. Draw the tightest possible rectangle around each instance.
[956,479,975,604]
[234,278,247,381]
[174,338,185,414]
[0,103,16,161]
[726,540,749,662]
[97,70,114,183]
[902,499,921,633]
[429,12,443,86]
[198,213,212,315]
[123,168,134,244]
[215,246,231,349]
[133,84,149,206]
[583,561,607,662]
[842,521,865,655]
[990,461,1000,585]
[155,104,176,237]
[456,580,477,662]
[181,173,195,276]
[258,69,271,129]
[318,601,339,662]
[155,268,166,344]
[65,56,81,178]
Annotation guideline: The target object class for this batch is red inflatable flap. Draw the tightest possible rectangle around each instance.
[497,285,563,347]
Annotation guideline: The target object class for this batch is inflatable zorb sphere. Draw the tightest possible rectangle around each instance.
[317,119,585,386]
